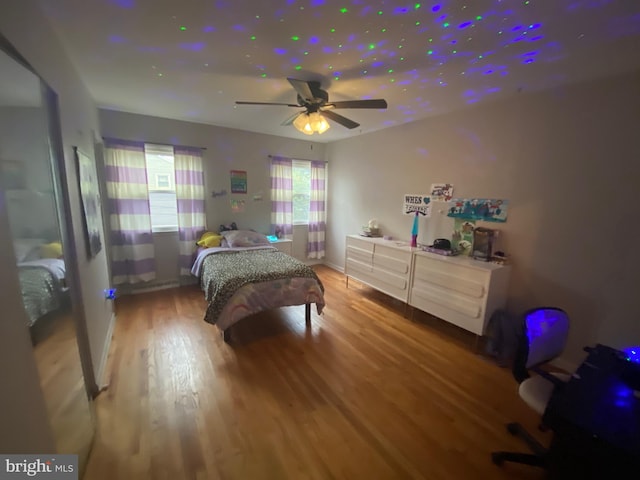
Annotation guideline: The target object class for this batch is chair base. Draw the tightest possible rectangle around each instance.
[492,422,547,469]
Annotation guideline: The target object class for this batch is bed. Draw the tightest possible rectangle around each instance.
[14,239,68,327]
[191,230,325,342]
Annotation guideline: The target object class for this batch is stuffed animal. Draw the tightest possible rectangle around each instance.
[219,222,237,232]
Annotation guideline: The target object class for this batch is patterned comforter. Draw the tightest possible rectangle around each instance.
[198,248,325,330]
[18,259,67,326]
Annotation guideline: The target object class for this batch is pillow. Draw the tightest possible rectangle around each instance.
[40,241,64,259]
[196,232,223,248]
[13,239,45,262]
[220,229,271,248]
[219,222,238,232]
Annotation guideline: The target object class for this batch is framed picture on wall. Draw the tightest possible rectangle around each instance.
[230,170,247,193]
[74,146,103,258]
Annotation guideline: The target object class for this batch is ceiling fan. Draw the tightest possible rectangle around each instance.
[235,78,388,134]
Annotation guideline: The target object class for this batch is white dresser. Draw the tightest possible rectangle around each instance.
[345,235,413,302]
[270,238,292,255]
[409,250,511,335]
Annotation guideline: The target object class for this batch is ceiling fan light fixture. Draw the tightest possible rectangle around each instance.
[293,111,330,135]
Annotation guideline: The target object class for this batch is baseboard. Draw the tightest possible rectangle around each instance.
[323,261,344,273]
[304,259,324,266]
[123,280,181,295]
[96,311,115,389]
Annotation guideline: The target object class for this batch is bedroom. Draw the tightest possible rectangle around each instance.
[1,0,639,478]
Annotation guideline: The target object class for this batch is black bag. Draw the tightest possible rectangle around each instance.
[485,309,523,367]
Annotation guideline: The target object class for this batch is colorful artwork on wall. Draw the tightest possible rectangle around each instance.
[430,183,454,202]
[447,198,508,222]
[230,170,247,193]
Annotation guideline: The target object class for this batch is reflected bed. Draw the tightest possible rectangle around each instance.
[18,257,67,327]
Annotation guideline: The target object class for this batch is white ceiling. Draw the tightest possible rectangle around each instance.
[38,0,640,143]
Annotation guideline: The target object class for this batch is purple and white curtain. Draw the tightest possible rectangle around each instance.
[270,156,293,239]
[307,161,326,259]
[104,139,156,285]
[174,147,206,275]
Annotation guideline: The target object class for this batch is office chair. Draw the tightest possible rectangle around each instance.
[492,307,571,469]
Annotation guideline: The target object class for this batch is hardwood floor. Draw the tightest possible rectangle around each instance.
[33,309,95,474]
[84,265,549,479]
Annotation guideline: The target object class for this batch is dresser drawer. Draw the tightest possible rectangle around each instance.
[372,266,408,290]
[346,245,374,266]
[373,245,411,275]
[346,236,375,253]
[411,278,483,319]
[412,263,486,299]
[414,255,489,288]
[346,257,373,275]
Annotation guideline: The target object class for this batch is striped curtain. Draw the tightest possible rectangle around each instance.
[104,139,156,285]
[307,161,326,259]
[270,156,293,239]
[174,147,206,276]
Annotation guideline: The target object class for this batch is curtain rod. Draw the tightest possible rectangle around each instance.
[268,154,327,163]
[102,137,207,150]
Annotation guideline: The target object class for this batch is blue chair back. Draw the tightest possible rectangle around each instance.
[513,307,570,382]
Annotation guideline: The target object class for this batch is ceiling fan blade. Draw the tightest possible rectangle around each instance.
[327,99,388,109]
[236,101,300,107]
[322,110,360,129]
[287,78,315,103]
[281,111,303,126]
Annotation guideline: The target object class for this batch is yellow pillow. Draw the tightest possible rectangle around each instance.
[196,232,222,248]
[40,241,63,258]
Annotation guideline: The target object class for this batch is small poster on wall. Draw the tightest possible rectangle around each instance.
[447,198,508,222]
[230,170,247,193]
[403,194,432,217]
[430,183,454,202]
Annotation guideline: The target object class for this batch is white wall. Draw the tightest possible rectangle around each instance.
[0,107,60,239]
[326,70,640,367]
[99,110,327,284]
[0,0,113,387]
[0,190,56,453]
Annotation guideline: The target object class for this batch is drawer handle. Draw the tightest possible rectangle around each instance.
[412,287,481,318]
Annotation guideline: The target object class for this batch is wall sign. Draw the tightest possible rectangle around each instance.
[403,194,432,217]
[447,198,508,222]
[230,170,247,193]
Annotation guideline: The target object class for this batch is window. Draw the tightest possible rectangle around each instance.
[144,144,177,231]
[292,160,311,224]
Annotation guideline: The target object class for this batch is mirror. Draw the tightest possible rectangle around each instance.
[0,39,94,468]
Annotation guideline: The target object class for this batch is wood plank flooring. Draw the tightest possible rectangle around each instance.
[33,309,95,473]
[84,265,549,479]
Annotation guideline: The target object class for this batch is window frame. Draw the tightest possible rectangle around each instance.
[144,143,178,233]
